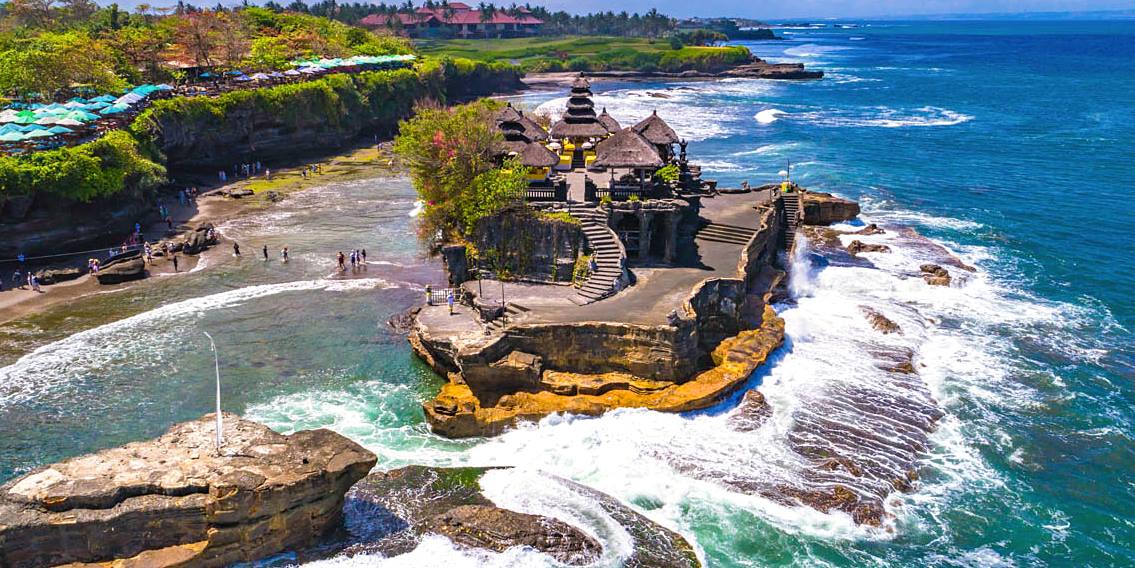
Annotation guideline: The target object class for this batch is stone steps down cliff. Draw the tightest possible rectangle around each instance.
[694,221,757,246]
[782,192,803,250]
[486,302,531,332]
[568,206,627,305]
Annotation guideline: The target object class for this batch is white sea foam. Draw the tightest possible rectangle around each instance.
[0,278,397,407]
[776,106,973,129]
[755,109,785,124]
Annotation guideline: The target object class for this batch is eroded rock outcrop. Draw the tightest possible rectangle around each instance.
[419,305,785,438]
[861,306,902,334]
[94,254,146,285]
[920,263,951,286]
[338,466,699,567]
[802,192,861,225]
[847,240,891,255]
[0,413,376,568]
[728,389,772,432]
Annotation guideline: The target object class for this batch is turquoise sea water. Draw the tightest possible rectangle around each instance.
[1,21,1133,567]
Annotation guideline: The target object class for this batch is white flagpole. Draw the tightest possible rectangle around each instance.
[203,332,223,453]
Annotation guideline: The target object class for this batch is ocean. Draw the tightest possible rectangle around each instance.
[1,20,1133,566]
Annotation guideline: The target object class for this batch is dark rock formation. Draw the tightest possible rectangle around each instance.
[729,389,772,431]
[33,267,84,285]
[440,244,469,286]
[422,505,602,565]
[181,223,217,255]
[226,188,254,199]
[0,413,375,568]
[920,263,951,286]
[802,192,860,225]
[264,191,283,202]
[847,240,891,255]
[854,223,885,235]
[338,466,699,567]
[94,257,146,285]
[860,306,901,334]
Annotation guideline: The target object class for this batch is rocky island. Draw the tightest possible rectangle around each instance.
[403,77,857,438]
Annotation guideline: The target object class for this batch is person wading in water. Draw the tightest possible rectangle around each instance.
[262,245,268,261]
[233,242,241,257]
[337,251,345,271]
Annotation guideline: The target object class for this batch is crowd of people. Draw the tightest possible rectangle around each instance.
[336,249,368,271]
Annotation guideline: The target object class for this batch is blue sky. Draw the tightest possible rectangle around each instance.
[528,0,1135,19]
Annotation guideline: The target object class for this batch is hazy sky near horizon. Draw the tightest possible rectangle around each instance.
[100,0,1135,18]
[530,0,1135,19]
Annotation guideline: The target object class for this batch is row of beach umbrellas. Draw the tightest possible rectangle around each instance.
[0,84,173,126]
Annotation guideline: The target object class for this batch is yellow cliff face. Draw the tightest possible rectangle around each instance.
[422,305,785,438]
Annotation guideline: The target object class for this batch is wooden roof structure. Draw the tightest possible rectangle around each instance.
[592,127,663,169]
[551,74,608,139]
[632,110,680,146]
[597,107,621,133]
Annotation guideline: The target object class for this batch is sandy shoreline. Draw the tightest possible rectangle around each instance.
[0,143,401,326]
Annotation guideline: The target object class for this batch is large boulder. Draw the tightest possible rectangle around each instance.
[0,414,376,568]
[802,192,860,225]
[34,267,84,286]
[336,466,700,567]
[729,389,772,432]
[94,258,146,284]
[182,223,217,255]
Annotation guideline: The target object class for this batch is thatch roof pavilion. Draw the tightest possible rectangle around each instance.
[597,108,621,133]
[496,103,548,142]
[593,128,663,169]
[516,141,560,168]
[632,110,679,145]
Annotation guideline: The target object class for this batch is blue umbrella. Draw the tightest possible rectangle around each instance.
[47,126,74,134]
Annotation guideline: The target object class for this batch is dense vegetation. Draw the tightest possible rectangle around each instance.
[416,35,752,73]
[0,130,164,202]
[393,99,527,244]
[0,2,410,99]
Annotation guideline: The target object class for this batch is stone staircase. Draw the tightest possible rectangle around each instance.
[486,302,531,332]
[782,191,803,250]
[569,206,626,304]
[695,221,756,246]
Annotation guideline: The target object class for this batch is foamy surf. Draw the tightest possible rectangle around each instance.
[756,109,786,124]
[0,278,398,407]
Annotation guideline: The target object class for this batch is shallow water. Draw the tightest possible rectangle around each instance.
[2,20,1134,567]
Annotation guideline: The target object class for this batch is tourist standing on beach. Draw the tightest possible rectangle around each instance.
[337,251,345,271]
[281,247,289,263]
[172,254,179,272]
[361,249,367,264]
[262,245,268,261]
[233,242,241,257]
[447,290,455,315]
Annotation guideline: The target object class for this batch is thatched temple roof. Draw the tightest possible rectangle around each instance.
[593,128,663,169]
[632,110,680,145]
[496,103,548,141]
[597,108,621,133]
[516,141,560,167]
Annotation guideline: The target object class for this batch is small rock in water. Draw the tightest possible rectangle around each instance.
[847,240,891,255]
[919,263,952,286]
[860,306,902,334]
[421,505,602,566]
[729,389,772,431]
[265,191,283,202]
[854,223,885,235]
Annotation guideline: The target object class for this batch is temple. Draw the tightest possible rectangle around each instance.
[412,74,810,437]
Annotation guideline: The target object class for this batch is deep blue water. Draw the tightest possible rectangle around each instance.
[0,20,1133,567]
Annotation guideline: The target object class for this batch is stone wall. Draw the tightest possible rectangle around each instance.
[471,208,584,284]
[684,205,783,354]
[0,414,375,568]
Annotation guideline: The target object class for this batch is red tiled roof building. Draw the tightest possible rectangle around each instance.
[359,3,543,38]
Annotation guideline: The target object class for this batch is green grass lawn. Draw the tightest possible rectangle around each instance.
[415,35,752,72]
